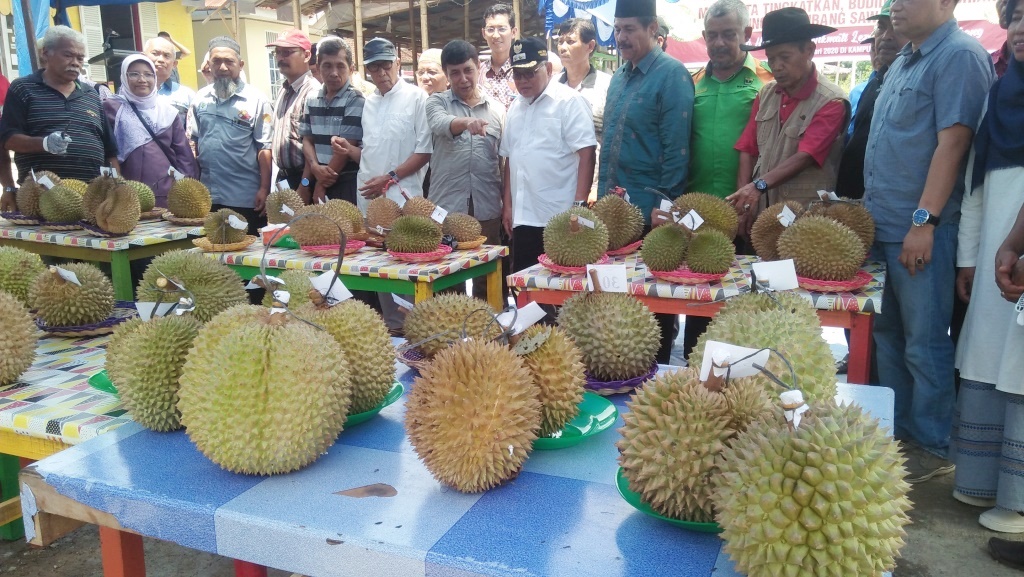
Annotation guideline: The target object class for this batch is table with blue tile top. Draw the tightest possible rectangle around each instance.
[19,362,893,577]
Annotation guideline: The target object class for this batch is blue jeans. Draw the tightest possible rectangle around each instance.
[872,224,957,456]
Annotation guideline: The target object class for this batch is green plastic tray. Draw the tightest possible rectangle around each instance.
[615,467,723,533]
[272,234,300,249]
[88,370,118,396]
[344,382,403,427]
[534,392,618,450]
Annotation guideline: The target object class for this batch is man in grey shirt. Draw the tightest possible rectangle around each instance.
[863,0,994,483]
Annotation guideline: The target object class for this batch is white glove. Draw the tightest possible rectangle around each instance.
[42,132,72,155]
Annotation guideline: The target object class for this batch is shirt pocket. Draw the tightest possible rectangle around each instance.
[381,113,412,141]
[888,86,921,129]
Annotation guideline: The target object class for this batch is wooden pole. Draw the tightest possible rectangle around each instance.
[292,0,301,29]
[19,0,39,72]
[419,0,428,50]
[408,0,416,68]
[231,0,240,40]
[355,0,364,74]
[463,0,469,41]
[512,0,520,39]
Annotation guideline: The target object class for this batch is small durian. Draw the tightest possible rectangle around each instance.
[93,181,141,234]
[777,215,866,281]
[558,292,659,381]
[806,200,875,252]
[671,192,739,239]
[125,180,156,213]
[406,339,541,492]
[204,208,249,245]
[38,185,84,223]
[137,250,248,323]
[167,178,212,218]
[543,207,609,267]
[16,171,61,217]
[328,199,366,236]
[402,195,436,219]
[592,194,644,250]
[750,201,804,261]
[640,224,689,272]
[260,270,316,309]
[0,291,37,386]
[83,175,120,223]
[686,228,735,274]
[30,263,114,326]
[265,188,305,225]
[442,212,483,243]
[387,215,443,253]
[367,196,402,233]
[403,293,504,357]
[289,203,354,247]
[0,247,45,306]
[521,325,586,437]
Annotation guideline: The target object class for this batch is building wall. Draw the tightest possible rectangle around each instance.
[156,1,198,90]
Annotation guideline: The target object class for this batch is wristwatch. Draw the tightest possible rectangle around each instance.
[2,186,15,194]
[573,200,586,207]
[912,208,940,227]
[387,170,400,183]
[300,177,310,187]
[753,179,768,193]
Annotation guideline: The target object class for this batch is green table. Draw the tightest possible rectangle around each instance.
[0,219,202,300]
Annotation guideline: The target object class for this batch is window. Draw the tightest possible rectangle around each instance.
[266,31,281,100]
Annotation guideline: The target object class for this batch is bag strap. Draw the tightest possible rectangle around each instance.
[124,99,178,170]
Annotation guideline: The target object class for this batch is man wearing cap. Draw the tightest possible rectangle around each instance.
[145,36,195,125]
[479,3,519,109]
[188,36,273,234]
[267,30,321,196]
[726,7,850,237]
[500,37,596,275]
[863,0,994,483]
[656,16,671,51]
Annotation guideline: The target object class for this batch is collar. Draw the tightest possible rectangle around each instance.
[320,80,352,100]
[207,79,247,102]
[623,46,662,76]
[283,71,311,92]
[376,77,409,98]
[451,87,488,107]
[33,69,83,96]
[558,64,597,89]
[900,18,959,61]
[705,52,760,81]
[160,79,177,93]
[775,62,819,100]
[486,56,513,78]
[524,78,559,106]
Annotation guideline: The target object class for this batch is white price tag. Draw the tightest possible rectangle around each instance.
[280,204,295,216]
[659,199,673,212]
[392,294,414,310]
[817,190,840,201]
[495,302,547,336]
[135,301,177,322]
[99,166,118,178]
[778,206,797,227]
[623,191,631,203]
[226,214,248,230]
[577,216,596,229]
[37,175,55,190]
[430,206,448,224]
[269,290,291,314]
[55,266,81,286]
[585,264,628,293]
[781,389,810,430]
[31,169,37,182]
[276,180,290,192]
[374,225,386,235]
[167,167,185,181]
[750,259,799,291]
[317,197,326,205]
[698,341,771,381]
[244,275,283,290]
[1016,294,1024,326]
[310,271,352,304]
[680,210,704,231]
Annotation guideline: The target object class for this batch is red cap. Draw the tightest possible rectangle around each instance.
[266,29,311,51]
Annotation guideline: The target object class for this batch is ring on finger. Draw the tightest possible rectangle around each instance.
[915,257,925,265]
[743,203,751,212]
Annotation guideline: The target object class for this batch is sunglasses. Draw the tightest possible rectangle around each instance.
[511,65,544,80]
[366,61,394,73]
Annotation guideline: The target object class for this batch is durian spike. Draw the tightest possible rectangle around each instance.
[587,269,603,293]
[569,214,580,233]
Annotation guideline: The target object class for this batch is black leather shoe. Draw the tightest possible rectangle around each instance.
[989,538,1024,571]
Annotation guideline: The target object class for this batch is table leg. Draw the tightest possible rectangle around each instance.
[109,252,134,301]
[486,258,504,311]
[0,454,22,540]
[414,282,433,304]
[99,527,146,577]
[846,313,874,385]
[234,560,269,577]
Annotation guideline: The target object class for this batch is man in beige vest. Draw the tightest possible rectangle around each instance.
[726,8,849,238]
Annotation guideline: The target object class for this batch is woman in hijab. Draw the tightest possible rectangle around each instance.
[949,0,1024,534]
[103,54,198,207]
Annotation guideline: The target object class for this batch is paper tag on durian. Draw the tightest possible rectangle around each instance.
[392,294,414,310]
[136,301,176,322]
[817,190,840,201]
[168,167,185,182]
[585,264,628,293]
[317,196,326,205]
[512,325,550,356]
[496,301,547,336]
[37,175,55,190]
[31,169,37,182]
[245,275,283,290]
[750,260,798,291]
[276,180,289,192]
[280,204,295,216]
[659,199,673,212]
[54,267,81,286]
[698,341,769,381]
[1016,294,1024,326]
[680,210,704,231]
[269,290,290,314]
[175,296,196,316]
[577,216,596,229]
[99,167,118,178]
[781,389,809,430]
[778,206,797,227]
[374,225,386,235]
[226,215,248,230]
[310,271,352,305]
[430,206,448,224]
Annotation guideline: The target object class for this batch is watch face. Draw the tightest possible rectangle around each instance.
[301,178,310,187]
[754,179,767,191]
[913,209,929,225]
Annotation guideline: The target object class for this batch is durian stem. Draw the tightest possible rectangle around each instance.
[569,214,580,233]
[587,269,603,293]
[48,266,65,284]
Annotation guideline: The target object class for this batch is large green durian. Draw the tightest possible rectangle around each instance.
[105,315,201,431]
[671,192,739,239]
[0,291,37,386]
[558,292,659,381]
[543,207,609,267]
[777,215,865,281]
[260,270,316,308]
[405,339,541,492]
[38,185,84,223]
[686,228,735,274]
[16,171,61,217]
[403,293,504,357]
[30,264,114,326]
[265,188,304,225]
[0,247,45,306]
[806,200,875,252]
[640,224,689,272]
[177,304,353,475]
[750,201,805,261]
[442,212,483,243]
[167,178,212,218]
[714,403,912,577]
[592,195,644,250]
[289,203,354,247]
[521,324,586,437]
[204,208,249,245]
[387,215,443,253]
[293,299,396,414]
[136,251,248,323]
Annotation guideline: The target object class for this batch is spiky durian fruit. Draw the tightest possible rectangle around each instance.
[38,185,84,223]
[592,195,644,250]
[442,212,483,242]
[167,178,212,218]
[63,179,89,196]
[265,188,304,225]
[686,228,735,274]
[367,197,402,233]
[806,201,875,252]
[82,175,120,223]
[558,292,659,381]
[0,247,45,306]
[136,250,248,323]
[402,195,436,219]
[714,402,912,577]
[751,201,805,261]
[521,325,586,437]
[690,292,838,403]
[403,293,504,357]
[293,299,396,414]
[178,305,353,475]
[777,216,865,281]
[16,171,61,217]
[105,315,201,431]
[406,339,541,492]
[671,192,739,239]
[640,224,689,272]
[543,207,610,267]
[328,199,366,236]
[387,215,443,253]
[30,264,114,326]
[0,291,37,386]
[260,270,316,309]
[125,181,156,213]
[204,209,249,245]
[93,181,141,234]
[289,203,355,246]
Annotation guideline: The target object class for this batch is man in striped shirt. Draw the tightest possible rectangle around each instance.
[267,29,320,196]
[0,26,117,210]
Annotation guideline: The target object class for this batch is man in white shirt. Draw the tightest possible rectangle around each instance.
[500,37,597,274]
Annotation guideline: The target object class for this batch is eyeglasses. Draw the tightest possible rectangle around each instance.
[511,65,543,80]
[366,61,394,73]
[274,48,301,58]
[126,71,156,81]
[484,26,511,35]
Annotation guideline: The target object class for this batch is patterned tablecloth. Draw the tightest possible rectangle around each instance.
[0,219,203,251]
[0,336,127,445]
[201,244,509,283]
[508,254,884,313]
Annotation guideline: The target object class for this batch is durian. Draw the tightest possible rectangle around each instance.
[16,171,61,217]
[442,212,483,242]
[204,208,249,245]
[777,216,866,281]
[93,180,141,234]
[686,228,735,274]
[0,247,45,306]
[403,293,504,357]
[167,178,212,218]
[177,304,353,475]
[405,339,541,492]
[105,315,201,431]
[38,185,84,223]
[289,203,354,247]
[30,264,114,326]
[329,199,366,236]
[751,201,804,261]
[367,196,402,233]
[592,195,644,250]
[136,250,248,323]
[125,180,156,213]
[63,179,89,196]
[640,225,689,272]
[558,292,659,381]
[0,291,37,386]
[259,270,316,309]
[671,192,739,239]
[387,215,443,253]
[806,200,875,252]
[265,188,305,225]
[82,175,120,223]
[402,195,436,219]
[543,207,609,267]
[521,325,586,437]
[293,300,396,414]
[714,402,912,577]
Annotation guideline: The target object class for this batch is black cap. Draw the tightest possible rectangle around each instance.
[615,0,656,19]
[740,7,837,51]
[510,37,548,68]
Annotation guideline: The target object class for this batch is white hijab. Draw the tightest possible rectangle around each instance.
[112,54,179,161]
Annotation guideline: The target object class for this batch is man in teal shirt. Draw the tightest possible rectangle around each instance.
[688,0,773,199]
[598,0,693,225]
